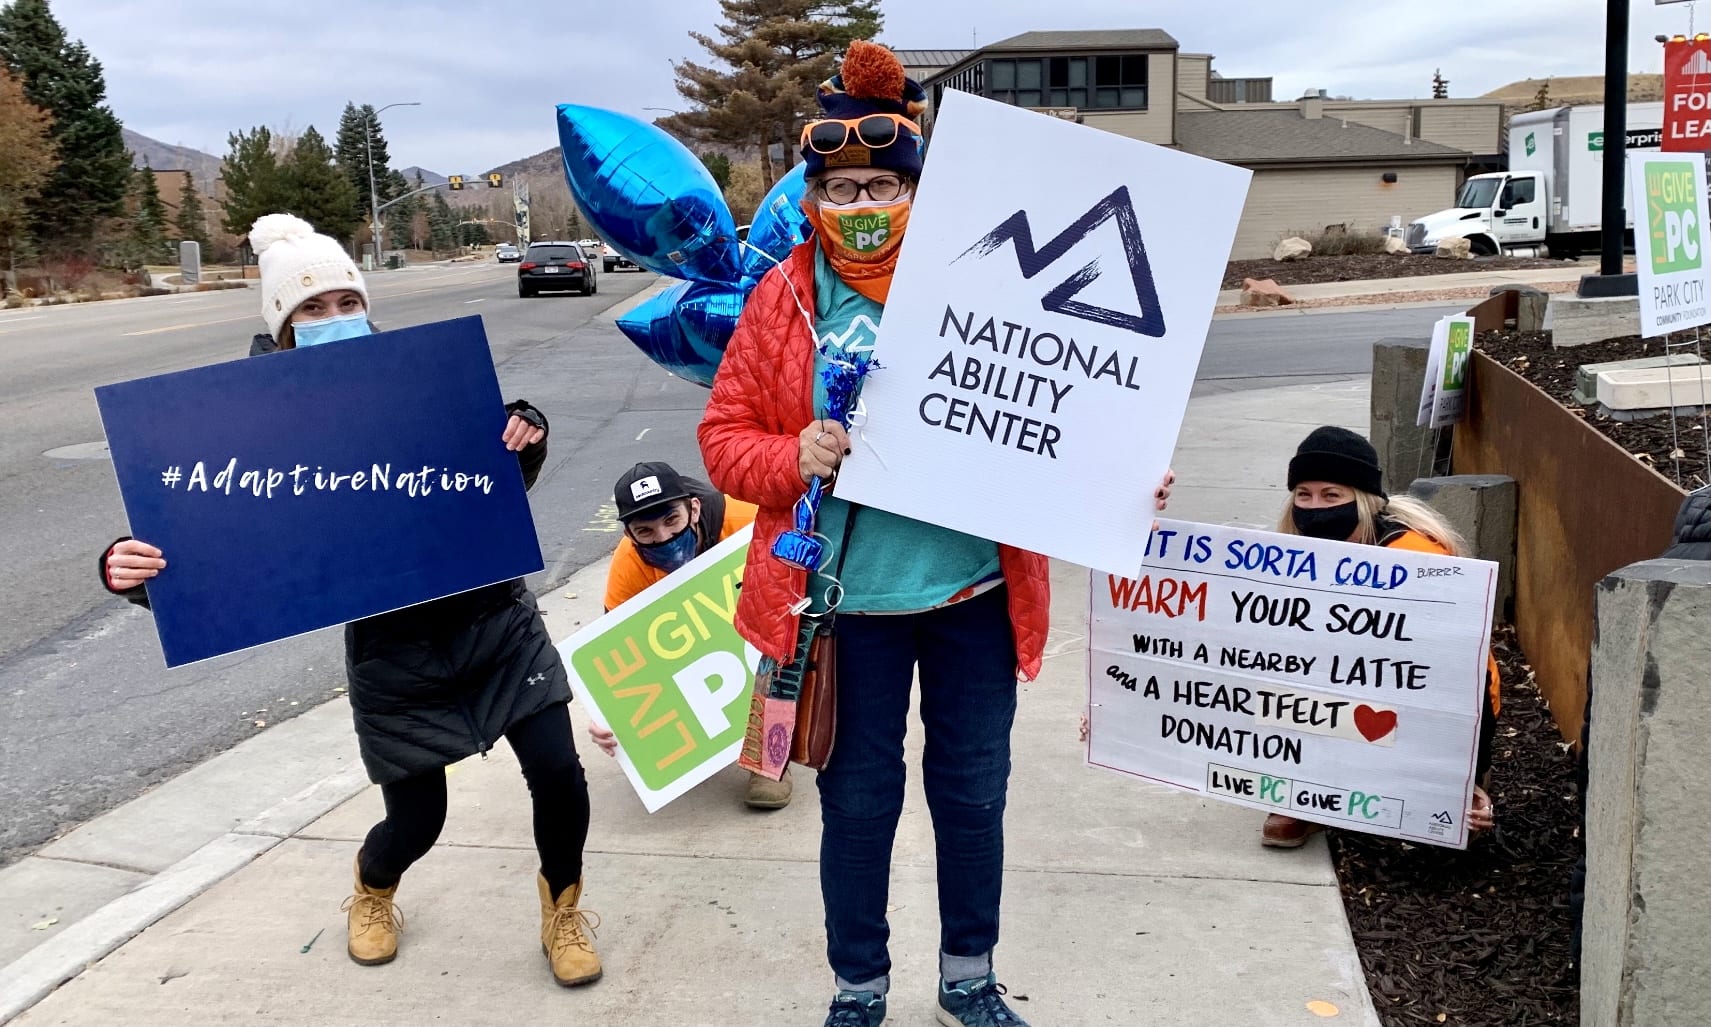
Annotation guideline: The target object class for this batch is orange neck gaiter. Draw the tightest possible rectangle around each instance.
[806,197,911,304]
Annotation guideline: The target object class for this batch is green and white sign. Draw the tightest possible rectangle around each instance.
[1416,315,1474,429]
[1629,152,1711,338]
[559,526,758,812]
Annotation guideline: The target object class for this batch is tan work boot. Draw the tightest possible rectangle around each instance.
[1262,813,1323,849]
[744,766,793,809]
[340,856,403,965]
[538,872,602,987]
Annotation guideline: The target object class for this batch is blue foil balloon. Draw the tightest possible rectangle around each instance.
[614,281,744,387]
[556,104,744,285]
[741,164,812,283]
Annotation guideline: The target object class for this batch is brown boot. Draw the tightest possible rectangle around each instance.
[1262,813,1324,849]
[341,856,402,965]
[744,766,793,809]
[538,872,602,987]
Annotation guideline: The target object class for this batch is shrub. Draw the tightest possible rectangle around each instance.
[1283,224,1389,257]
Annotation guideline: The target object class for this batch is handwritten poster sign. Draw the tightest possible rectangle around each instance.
[834,89,1251,576]
[1629,151,1711,337]
[95,316,543,666]
[560,527,758,812]
[1087,518,1497,848]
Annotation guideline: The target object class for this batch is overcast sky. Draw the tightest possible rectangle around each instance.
[56,0,1703,173]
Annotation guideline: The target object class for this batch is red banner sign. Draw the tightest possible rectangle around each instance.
[1664,37,1711,152]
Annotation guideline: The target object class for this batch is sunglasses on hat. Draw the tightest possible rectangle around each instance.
[801,113,922,155]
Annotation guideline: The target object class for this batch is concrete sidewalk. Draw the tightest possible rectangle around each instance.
[0,380,1381,1027]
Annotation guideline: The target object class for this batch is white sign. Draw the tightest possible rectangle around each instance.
[1416,315,1474,428]
[833,90,1252,576]
[1087,518,1497,848]
[1629,151,1711,337]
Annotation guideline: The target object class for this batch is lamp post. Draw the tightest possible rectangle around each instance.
[365,101,421,269]
[1581,0,1635,296]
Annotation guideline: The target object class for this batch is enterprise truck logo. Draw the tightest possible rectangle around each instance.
[1589,128,1664,151]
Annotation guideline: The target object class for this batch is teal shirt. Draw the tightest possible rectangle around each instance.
[810,250,1000,613]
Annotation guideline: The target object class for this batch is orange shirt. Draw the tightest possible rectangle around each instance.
[603,498,758,612]
[1382,528,1501,716]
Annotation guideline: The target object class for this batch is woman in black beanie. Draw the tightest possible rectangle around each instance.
[1263,426,1501,848]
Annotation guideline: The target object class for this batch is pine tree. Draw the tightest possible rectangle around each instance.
[428,190,456,252]
[220,125,287,236]
[0,66,54,289]
[281,125,359,239]
[334,101,389,225]
[0,0,132,248]
[383,168,413,249]
[671,1,882,186]
[126,161,168,264]
[173,175,208,246]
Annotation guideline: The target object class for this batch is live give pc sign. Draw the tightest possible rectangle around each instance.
[833,89,1252,576]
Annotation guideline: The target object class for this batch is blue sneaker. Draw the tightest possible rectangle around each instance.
[937,974,1030,1026]
[824,989,886,1027]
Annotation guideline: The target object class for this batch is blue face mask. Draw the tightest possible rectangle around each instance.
[293,310,372,348]
[636,525,699,573]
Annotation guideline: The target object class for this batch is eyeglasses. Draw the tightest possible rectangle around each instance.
[816,175,909,204]
[801,113,921,156]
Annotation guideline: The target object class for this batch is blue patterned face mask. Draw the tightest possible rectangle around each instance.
[293,311,372,347]
[636,525,699,573]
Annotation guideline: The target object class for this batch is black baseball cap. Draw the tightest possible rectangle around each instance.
[614,462,693,522]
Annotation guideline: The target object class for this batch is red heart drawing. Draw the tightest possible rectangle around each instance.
[1353,704,1398,742]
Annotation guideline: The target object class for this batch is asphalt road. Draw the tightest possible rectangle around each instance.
[0,263,1463,865]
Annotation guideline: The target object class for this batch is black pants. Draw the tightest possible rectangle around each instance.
[358,702,590,899]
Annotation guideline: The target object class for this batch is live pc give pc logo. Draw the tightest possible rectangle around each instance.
[1646,160,1704,274]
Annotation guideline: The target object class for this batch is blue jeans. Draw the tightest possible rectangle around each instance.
[818,585,1017,989]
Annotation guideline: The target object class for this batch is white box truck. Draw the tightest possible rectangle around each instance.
[1406,102,1665,259]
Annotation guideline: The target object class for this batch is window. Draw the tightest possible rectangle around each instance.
[984,53,1148,110]
[1503,178,1536,207]
[1090,54,1148,109]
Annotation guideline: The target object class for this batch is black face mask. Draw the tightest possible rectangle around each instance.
[1292,502,1360,541]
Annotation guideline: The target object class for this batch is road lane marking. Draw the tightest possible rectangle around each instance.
[122,314,254,336]
[635,428,651,441]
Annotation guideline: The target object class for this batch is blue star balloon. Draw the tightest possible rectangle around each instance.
[740,164,812,285]
[556,104,744,285]
[613,280,745,388]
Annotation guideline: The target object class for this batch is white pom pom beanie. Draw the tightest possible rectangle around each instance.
[250,213,369,340]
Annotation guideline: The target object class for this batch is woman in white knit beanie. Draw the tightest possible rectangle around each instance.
[251,213,373,349]
[98,212,606,988]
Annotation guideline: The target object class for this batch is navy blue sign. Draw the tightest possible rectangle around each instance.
[96,316,545,667]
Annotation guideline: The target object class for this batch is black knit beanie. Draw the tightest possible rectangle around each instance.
[1286,426,1386,498]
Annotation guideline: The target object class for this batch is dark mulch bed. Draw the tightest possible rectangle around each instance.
[1222,254,1565,290]
[1329,626,1582,1026]
[1476,329,1709,489]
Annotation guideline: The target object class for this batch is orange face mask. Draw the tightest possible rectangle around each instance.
[804,195,911,305]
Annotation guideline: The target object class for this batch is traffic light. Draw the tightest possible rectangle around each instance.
[448,175,465,190]
[487,172,503,188]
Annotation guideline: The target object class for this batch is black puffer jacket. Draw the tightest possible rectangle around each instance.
[1662,490,1711,561]
[103,331,568,784]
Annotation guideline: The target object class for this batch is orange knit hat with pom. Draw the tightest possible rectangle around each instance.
[802,40,927,176]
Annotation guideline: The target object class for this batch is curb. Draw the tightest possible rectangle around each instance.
[0,561,613,1024]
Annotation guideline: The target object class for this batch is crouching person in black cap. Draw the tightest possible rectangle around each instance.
[1263,426,1500,848]
[586,463,788,807]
